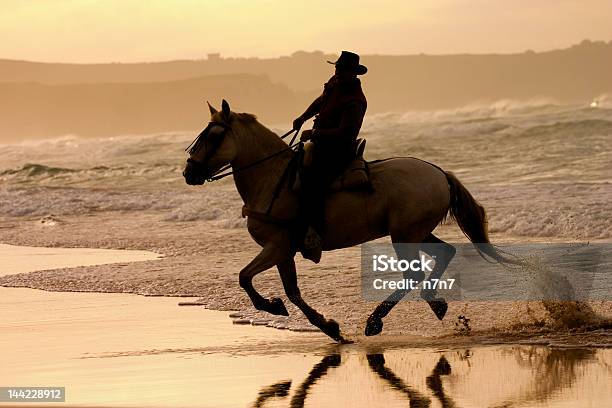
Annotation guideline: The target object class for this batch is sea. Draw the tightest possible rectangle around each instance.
[1,98,610,241]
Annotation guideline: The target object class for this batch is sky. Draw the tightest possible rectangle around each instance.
[1,0,611,63]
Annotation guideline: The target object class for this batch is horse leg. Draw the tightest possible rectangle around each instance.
[367,354,431,406]
[366,243,423,336]
[239,244,291,316]
[419,233,456,320]
[290,354,342,407]
[278,258,351,343]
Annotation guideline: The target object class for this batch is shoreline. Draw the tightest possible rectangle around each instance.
[1,240,610,349]
[3,285,609,407]
[2,284,610,349]
[1,209,610,347]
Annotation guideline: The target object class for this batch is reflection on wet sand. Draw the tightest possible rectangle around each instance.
[252,381,292,408]
[251,347,610,408]
[253,353,454,408]
[1,287,609,408]
[289,354,342,408]
[426,356,455,408]
[497,347,597,408]
[367,354,431,407]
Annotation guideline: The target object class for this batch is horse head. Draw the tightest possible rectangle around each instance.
[183,99,238,185]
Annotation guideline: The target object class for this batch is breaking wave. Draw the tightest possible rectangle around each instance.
[0,163,77,177]
[0,100,610,239]
[520,119,612,137]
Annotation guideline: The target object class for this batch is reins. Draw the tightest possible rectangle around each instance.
[186,125,302,182]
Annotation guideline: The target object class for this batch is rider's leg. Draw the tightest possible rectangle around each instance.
[299,148,348,263]
[298,158,327,263]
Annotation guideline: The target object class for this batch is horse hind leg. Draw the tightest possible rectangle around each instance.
[420,233,456,320]
[365,242,423,336]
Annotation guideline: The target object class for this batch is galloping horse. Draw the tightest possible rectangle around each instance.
[183,100,512,342]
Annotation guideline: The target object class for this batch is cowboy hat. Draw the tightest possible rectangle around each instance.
[327,51,367,75]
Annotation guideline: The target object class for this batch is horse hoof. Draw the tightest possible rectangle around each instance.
[268,297,289,316]
[365,317,383,336]
[366,354,385,366]
[322,354,342,366]
[428,298,448,320]
[321,319,345,342]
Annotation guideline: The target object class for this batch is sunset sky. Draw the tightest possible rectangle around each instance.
[1,0,611,63]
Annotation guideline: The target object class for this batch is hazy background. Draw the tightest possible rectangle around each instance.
[1,0,611,61]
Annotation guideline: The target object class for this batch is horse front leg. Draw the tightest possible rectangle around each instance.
[367,353,431,405]
[277,258,352,343]
[239,244,291,316]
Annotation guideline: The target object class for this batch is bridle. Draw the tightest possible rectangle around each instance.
[185,121,301,182]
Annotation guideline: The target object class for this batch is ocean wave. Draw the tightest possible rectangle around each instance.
[364,98,565,125]
[0,185,245,227]
[480,183,612,240]
[1,181,609,239]
[0,101,609,240]
[590,93,612,109]
[520,119,612,137]
[440,98,567,118]
[0,163,77,177]
[361,99,612,146]
[0,161,187,188]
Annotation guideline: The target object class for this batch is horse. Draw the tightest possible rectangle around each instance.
[183,100,513,343]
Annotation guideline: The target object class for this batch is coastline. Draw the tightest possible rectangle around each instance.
[1,210,610,347]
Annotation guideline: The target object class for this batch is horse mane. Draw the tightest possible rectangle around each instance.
[233,112,288,147]
[236,112,258,122]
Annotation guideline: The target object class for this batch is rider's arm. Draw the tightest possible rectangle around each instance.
[312,102,365,141]
[299,95,323,121]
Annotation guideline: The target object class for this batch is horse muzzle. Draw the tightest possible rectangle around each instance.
[183,160,207,185]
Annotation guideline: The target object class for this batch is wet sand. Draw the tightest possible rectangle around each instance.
[0,243,160,276]
[0,287,323,408]
[1,286,610,408]
[1,214,610,342]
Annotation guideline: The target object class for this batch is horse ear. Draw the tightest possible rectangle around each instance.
[221,99,231,121]
[207,101,218,116]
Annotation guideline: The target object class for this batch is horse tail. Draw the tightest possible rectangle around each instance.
[444,171,518,265]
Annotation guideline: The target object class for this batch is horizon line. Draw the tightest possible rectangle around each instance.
[1,39,611,66]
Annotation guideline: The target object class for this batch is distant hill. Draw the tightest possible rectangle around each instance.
[0,40,611,140]
[0,74,316,140]
[364,40,612,111]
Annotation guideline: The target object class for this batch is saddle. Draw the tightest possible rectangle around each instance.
[245,139,371,229]
[294,138,371,192]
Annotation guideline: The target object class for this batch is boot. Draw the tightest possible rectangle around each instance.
[300,226,322,263]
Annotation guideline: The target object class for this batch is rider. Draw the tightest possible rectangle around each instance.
[292,51,368,262]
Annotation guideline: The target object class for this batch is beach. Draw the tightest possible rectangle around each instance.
[1,101,611,337]
[0,101,611,406]
[1,284,611,407]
